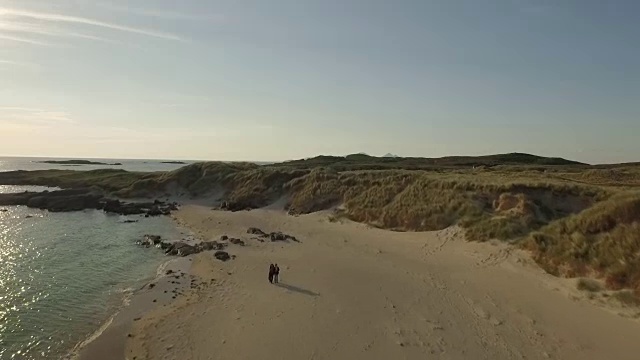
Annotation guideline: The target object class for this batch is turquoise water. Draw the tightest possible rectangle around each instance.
[0,186,183,359]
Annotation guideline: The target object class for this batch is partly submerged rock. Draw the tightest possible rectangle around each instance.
[137,236,233,259]
[164,242,198,256]
[137,234,163,247]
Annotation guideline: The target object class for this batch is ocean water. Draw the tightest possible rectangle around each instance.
[0,159,187,359]
[0,157,192,173]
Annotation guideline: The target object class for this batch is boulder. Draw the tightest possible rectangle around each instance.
[269,231,299,242]
[196,241,226,251]
[214,251,231,262]
[247,227,267,237]
[229,238,245,246]
[147,206,163,216]
[165,242,197,256]
[103,199,123,213]
[138,234,163,247]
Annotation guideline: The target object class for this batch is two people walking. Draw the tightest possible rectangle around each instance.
[268,263,280,284]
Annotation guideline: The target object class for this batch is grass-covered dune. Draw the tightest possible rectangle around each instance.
[1,152,640,297]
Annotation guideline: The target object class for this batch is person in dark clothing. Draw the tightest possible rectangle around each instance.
[268,264,275,283]
[274,264,280,284]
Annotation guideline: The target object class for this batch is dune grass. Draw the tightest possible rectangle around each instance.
[613,291,640,307]
[526,192,640,294]
[577,278,604,292]
[1,156,640,295]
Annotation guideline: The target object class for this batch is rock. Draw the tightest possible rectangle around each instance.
[246,228,299,242]
[165,242,197,256]
[147,205,163,216]
[196,241,226,252]
[269,231,299,243]
[138,235,163,247]
[229,238,245,246]
[25,215,33,218]
[166,269,174,275]
[148,283,156,289]
[214,251,231,262]
[247,227,267,237]
[122,219,138,223]
[220,235,229,241]
[0,208,8,212]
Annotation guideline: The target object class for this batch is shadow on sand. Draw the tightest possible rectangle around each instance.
[276,283,320,297]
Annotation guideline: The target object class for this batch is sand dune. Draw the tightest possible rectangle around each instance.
[126,205,640,360]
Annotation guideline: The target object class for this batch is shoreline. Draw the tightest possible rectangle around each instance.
[68,218,197,360]
[72,257,193,360]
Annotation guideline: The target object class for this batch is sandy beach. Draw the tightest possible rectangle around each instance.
[105,205,640,360]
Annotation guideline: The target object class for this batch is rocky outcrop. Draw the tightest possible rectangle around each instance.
[229,238,245,246]
[138,235,163,247]
[137,235,232,259]
[196,241,227,252]
[247,227,300,243]
[164,242,198,256]
[0,189,178,216]
[247,227,268,236]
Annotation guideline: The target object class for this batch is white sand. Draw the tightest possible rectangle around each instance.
[126,205,640,360]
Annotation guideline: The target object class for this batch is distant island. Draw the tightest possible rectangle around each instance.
[161,161,187,164]
[37,160,123,166]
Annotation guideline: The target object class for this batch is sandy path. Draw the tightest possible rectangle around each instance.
[127,206,640,360]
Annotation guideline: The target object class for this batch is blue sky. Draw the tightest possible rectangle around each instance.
[0,0,638,163]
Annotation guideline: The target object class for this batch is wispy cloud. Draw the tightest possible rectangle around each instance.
[0,107,75,124]
[0,33,52,46]
[0,20,119,44]
[0,7,184,41]
[0,59,41,70]
[96,2,217,21]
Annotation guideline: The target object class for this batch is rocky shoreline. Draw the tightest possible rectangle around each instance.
[0,189,178,217]
[136,227,300,259]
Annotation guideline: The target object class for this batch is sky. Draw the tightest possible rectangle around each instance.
[0,0,638,163]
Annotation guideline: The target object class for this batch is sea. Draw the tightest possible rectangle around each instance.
[0,157,193,360]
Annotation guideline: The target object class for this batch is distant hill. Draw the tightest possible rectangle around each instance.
[36,160,122,166]
[281,152,584,170]
[383,153,399,158]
